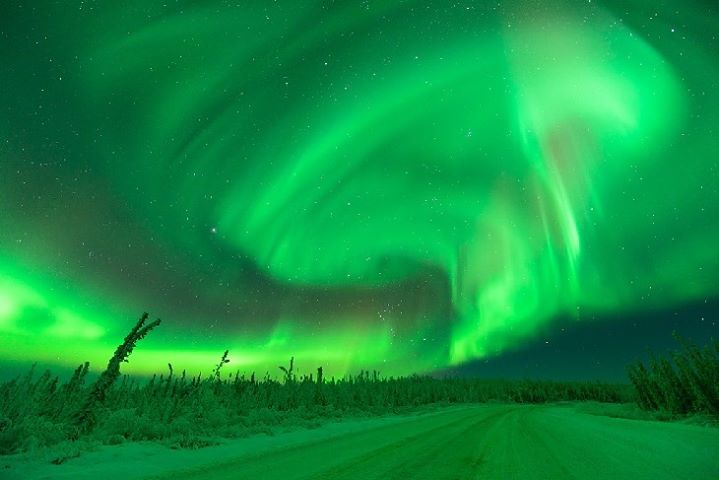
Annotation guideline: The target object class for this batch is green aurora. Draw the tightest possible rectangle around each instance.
[0,0,717,377]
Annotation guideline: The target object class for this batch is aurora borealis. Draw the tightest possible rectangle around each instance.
[1,0,717,379]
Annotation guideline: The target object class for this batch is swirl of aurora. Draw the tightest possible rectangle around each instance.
[0,0,717,377]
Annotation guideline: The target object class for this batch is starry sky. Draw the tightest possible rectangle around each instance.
[1,0,718,381]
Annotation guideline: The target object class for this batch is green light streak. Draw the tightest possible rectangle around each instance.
[0,0,716,377]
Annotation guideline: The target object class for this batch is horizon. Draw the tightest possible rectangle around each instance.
[1,295,715,384]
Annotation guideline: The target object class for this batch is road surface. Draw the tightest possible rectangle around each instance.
[146,404,719,480]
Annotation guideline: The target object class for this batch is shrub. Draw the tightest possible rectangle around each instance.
[627,334,719,415]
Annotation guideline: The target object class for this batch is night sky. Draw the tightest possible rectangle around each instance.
[1,0,718,381]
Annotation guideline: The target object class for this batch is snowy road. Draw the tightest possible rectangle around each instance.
[149,405,719,480]
[5,404,718,479]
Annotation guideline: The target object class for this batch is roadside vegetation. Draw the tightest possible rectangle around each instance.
[626,333,719,417]
[1,313,713,459]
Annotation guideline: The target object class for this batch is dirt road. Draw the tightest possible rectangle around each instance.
[148,405,719,480]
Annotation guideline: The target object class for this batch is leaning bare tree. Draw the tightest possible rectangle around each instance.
[73,312,161,434]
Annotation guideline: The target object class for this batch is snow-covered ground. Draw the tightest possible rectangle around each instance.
[3,404,718,480]
[1,405,455,480]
